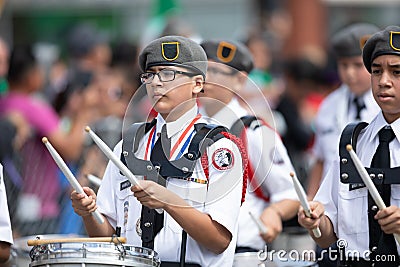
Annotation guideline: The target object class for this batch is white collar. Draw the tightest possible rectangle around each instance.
[211,99,248,128]
[155,105,199,138]
[369,112,400,144]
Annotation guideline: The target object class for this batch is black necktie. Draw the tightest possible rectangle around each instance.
[353,97,366,120]
[140,124,170,249]
[368,126,398,264]
[151,124,171,164]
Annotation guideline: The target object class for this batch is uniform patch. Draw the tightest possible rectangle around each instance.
[162,42,180,61]
[212,148,234,170]
[390,31,400,51]
[120,180,131,191]
[123,201,129,229]
[217,41,236,63]
[349,183,365,191]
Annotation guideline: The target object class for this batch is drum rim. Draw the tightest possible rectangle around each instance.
[29,257,160,267]
[30,242,160,264]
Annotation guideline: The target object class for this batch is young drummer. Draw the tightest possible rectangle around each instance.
[199,39,299,251]
[299,25,400,267]
[71,35,245,267]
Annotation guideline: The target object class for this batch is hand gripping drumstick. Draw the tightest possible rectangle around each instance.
[290,172,322,238]
[42,137,104,224]
[85,127,163,214]
[346,144,400,244]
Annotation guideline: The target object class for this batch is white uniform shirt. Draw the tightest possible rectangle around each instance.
[97,105,243,267]
[315,112,400,255]
[0,163,13,244]
[313,85,380,176]
[201,99,297,250]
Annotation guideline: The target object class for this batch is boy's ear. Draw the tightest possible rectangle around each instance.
[193,76,204,94]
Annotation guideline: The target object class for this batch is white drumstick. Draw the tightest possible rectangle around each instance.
[86,174,102,187]
[249,211,268,234]
[85,127,139,186]
[85,127,163,214]
[290,172,322,238]
[346,144,400,244]
[42,137,104,224]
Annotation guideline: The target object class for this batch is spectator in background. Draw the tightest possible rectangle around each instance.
[244,31,284,108]
[52,69,99,235]
[0,37,9,94]
[67,23,111,74]
[110,39,148,123]
[275,56,320,185]
[0,45,98,236]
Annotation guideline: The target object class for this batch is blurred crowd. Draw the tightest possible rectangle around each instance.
[0,19,340,239]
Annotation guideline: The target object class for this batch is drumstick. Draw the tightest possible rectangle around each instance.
[85,127,163,214]
[249,211,268,234]
[85,127,139,186]
[290,172,322,238]
[42,137,104,225]
[346,144,400,244]
[27,236,127,246]
[86,174,102,187]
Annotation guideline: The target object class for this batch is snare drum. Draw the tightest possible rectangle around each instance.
[233,252,318,267]
[10,234,83,267]
[29,241,160,266]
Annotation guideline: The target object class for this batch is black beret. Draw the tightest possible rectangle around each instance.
[200,39,254,73]
[363,25,400,73]
[138,35,207,78]
[331,23,379,58]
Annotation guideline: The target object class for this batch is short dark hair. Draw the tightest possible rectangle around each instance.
[7,45,37,83]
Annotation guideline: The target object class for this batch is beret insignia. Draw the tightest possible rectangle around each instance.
[390,31,400,51]
[212,148,234,170]
[217,41,237,63]
[162,41,180,61]
[359,34,372,50]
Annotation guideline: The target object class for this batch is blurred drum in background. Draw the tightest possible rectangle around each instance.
[9,234,83,267]
[233,252,318,267]
[28,239,160,267]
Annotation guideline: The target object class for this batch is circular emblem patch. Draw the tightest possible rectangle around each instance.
[212,148,234,170]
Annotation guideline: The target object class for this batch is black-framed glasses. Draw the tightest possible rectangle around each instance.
[140,69,198,84]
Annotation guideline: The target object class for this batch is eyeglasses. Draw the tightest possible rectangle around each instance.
[207,67,237,76]
[140,69,198,84]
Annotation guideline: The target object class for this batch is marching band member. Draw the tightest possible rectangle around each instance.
[306,22,380,267]
[71,35,245,267]
[299,25,400,267]
[199,39,299,252]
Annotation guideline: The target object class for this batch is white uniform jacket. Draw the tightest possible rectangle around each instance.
[315,112,400,255]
